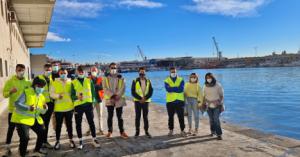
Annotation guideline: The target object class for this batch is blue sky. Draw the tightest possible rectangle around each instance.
[30,0,300,63]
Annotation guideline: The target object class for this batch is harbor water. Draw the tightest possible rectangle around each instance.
[122,67,300,140]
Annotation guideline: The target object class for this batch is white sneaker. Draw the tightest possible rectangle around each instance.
[54,141,60,150]
[168,130,173,136]
[92,139,100,148]
[78,140,83,150]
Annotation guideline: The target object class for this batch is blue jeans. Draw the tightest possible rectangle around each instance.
[185,97,200,129]
[207,106,222,136]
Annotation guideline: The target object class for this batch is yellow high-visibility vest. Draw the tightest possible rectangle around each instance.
[103,77,125,100]
[72,78,93,107]
[52,79,74,112]
[38,74,53,103]
[164,77,184,103]
[133,79,151,102]
[11,88,45,126]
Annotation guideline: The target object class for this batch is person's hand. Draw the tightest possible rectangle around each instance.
[10,87,17,94]
[115,95,121,101]
[29,106,35,111]
[43,104,47,109]
[139,97,146,104]
[78,93,83,101]
[59,94,63,99]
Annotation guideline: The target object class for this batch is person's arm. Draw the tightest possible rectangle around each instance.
[197,85,204,104]
[102,77,113,98]
[14,93,30,111]
[116,78,125,98]
[177,80,185,93]
[90,80,97,103]
[145,80,153,100]
[37,103,48,115]
[3,79,12,98]
[71,83,78,101]
[50,83,60,99]
[164,78,184,93]
[131,80,142,100]
[218,83,224,103]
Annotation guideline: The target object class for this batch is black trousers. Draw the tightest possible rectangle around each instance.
[75,103,96,139]
[6,113,16,145]
[41,101,54,143]
[166,101,185,131]
[107,106,124,133]
[55,110,74,141]
[134,102,149,132]
[16,121,45,156]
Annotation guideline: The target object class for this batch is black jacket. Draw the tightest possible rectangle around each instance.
[131,77,153,101]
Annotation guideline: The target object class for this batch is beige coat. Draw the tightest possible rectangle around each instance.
[102,75,126,108]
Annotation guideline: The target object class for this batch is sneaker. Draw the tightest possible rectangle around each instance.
[168,130,173,136]
[99,130,105,136]
[32,149,47,157]
[54,141,60,150]
[187,128,192,135]
[92,139,101,148]
[217,135,223,140]
[120,132,129,139]
[77,140,83,150]
[106,132,112,138]
[42,142,53,149]
[180,131,187,137]
[145,132,152,139]
[134,131,140,138]
[192,129,198,136]
[5,144,12,156]
[70,140,76,148]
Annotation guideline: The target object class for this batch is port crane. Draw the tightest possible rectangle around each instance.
[212,37,222,61]
[137,45,147,61]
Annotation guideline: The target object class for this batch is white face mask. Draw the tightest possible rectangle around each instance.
[110,69,117,75]
[207,78,213,83]
[191,78,197,83]
[170,73,177,78]
[91,72,97,77]
[17,71,25,78]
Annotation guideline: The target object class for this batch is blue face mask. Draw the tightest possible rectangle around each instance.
[35,87,44,95]
[53,66,59,72]
[60,74,67,80]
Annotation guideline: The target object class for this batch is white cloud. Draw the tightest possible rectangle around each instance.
[55,0,104,18]
[119,0,165,8]
[47,32,71,42]
[184,0,269,17]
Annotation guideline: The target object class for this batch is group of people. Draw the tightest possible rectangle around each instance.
[2,62,225,157]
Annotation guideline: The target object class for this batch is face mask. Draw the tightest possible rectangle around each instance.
[170,73,177,78]
[44,71,52,77]
[53,66,59,72]
[110,69,117,75]
[91,72,97,77]
[60,74,67,80]
[78,74,85,79]
[139,73,145,77]
[207,78,213,83]
[35,87,44,95]
[191,78,197,82]
[17,71,25,78]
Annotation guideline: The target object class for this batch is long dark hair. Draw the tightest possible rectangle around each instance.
[205,72,216,87]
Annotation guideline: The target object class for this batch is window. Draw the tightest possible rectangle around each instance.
[0,58,3,77]
[5,60,8,77]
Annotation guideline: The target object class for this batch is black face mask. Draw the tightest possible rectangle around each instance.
[139,73,145,77]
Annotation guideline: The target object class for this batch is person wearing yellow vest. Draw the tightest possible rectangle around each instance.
[35,63,54,149]
[131,67,153,138]
[2,64,31,156]
[50,68,76,150]
[164,67,186,137]
[71,66,100,149]
[102,63,128,139]
[184,73,203,136]
[12,77,48,157]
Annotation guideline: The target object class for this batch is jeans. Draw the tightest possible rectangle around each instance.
[75,103,96,139]
[207,106,222,136]
[41,101,54,143]
[6,113,16,145]
[166,101,185,131]
[16,121,45,156]
[55,110,74,141]
[107,106,124,133]
[134,101,149,132]
[186,97,200,129]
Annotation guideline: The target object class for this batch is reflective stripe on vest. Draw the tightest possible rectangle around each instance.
[38,75,53,103]
[103,77,125,100]
[133,79,151,102]
[164,77,184,103]
[72,78,93,106]
[11,88,45,126]
[52,79,74,112]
